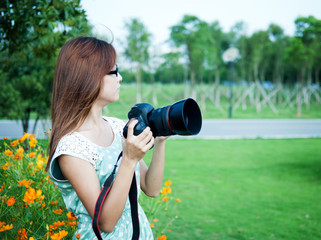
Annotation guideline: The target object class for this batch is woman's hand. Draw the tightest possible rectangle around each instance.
[121,119,154,163]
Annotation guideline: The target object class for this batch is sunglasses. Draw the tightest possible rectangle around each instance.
[108,65,119,77]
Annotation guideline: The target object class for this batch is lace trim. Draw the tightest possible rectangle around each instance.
[53,132,98,167]
[52,117,125,170]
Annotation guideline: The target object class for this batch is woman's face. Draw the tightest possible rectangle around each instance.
[97,64,122,106]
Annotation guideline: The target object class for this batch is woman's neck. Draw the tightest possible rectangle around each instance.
[78,104,104,132]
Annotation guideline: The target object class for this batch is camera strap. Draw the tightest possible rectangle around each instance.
[92,151,140,240]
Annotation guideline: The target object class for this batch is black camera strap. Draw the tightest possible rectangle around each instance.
[92,151,140,240]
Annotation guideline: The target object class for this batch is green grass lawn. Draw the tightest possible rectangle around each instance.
[143,138,321,240]
[1,137,320,239]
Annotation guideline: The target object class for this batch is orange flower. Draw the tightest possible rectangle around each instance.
[23,187,37,204]
[36,190,45,203]
[7,197,16,206]
[14,154,22,160]
[174,198,181,203]
[36,161,44,170]
[153,219,159,222]
[67,221,78,226]
[4,149,13,156]
[76,233,81,239]
[150,223,154,229]
[0,222,13,232]
[29,137,38,148]
[1,162,12,170]
[161,186,171,195]
[164,180,172,186]
[50,200,58,205]
[49,221,65,230]
[29,134,36,140]
[28,152,36,158]
[18,179,31,188]
[23,187,43,204]
[10,139,19,147]
[162,196,169,202]
[36,154,45,170]
[14,147,24,160]
[0,186,4,192]
[20,133,29,143]
[53,209,64,215]
[3,137,8,140]
[157,235,167,240]
[50,230,68,240]
[67,212,77,221]
[17,228,28,239]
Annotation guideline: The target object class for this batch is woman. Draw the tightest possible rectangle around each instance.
[46,36,166,239]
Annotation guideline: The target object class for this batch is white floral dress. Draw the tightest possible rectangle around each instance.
[48,117,153,240]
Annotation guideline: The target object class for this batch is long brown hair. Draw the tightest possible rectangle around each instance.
[46,37,117,171]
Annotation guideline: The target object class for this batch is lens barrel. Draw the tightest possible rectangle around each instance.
[149,98,202,136]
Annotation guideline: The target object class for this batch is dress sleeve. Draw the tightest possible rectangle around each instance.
[49,133,98,182]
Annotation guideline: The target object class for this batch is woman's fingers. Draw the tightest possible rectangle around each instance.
[143,134,154,152]
[139,128,154,148]
[126,119,138,137]
[122,119,154,162]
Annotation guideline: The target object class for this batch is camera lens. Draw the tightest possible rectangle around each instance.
[149,98,202,136]
[123,98,202,138]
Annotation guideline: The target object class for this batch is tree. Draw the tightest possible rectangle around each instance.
[295,16,321,87]
[284,37,310,116]
[124,18,151,103]
[0,0,92,134]
[155,52,185,84]
[267,24,286,85]
[170,15,210,99]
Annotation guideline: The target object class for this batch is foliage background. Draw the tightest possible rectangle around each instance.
[1,1,321,132]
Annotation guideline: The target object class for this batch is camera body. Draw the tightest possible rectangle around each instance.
[123,98,202,138]
[123,103,155,137]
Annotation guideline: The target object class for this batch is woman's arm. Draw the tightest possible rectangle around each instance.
[58,119,154,233]
[140,137,167,197]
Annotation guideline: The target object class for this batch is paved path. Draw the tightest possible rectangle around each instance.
[193,119,321,139]
[1,119,321,139]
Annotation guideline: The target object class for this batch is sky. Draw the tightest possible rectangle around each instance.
[81,0,321,52]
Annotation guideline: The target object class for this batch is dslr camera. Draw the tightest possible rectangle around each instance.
[123,98,202,138]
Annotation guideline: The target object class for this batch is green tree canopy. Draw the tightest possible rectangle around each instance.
[0,0,92,133]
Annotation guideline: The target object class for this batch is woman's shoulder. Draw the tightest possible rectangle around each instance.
[53,132,99,167]
[56,132,86,151]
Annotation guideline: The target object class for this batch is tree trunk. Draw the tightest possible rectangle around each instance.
[296,67,305,117]
[184,66,189,98]
[32,114,40,134]
[190,68,196,99]
[315,68,320,86]
[151,74,158,106]
[214,67,220,106]
[21,108,31,135]
[136,67,142,103]
[253,63,261,112]
[305,66,312,111]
